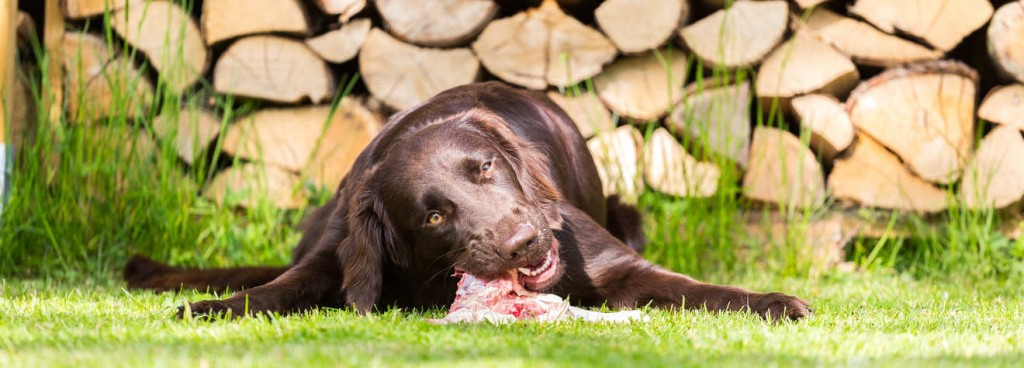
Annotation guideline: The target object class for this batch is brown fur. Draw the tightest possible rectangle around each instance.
[125,82,809,321]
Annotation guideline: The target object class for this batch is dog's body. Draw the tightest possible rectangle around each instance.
[127,82,809,320]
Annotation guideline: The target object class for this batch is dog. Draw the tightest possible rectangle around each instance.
[125,82,810,321]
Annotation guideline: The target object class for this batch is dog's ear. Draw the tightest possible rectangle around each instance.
[338,172,403,313]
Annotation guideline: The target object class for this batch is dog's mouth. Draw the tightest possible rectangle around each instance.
[515,238,560,291]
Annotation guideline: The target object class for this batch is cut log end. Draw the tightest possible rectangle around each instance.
[62,33,154,123]
[111,1,208,93]
[799,9,943,67]
[204,164,308,210]
[63,0,143,19]
[153,109,222,165]
[988,2,1024,84]
[979,84,1024,130]
[680,1,788,69]
[742,127,826,209]
[593,48,688,121]
[667,80,752,168]
[829,135,948,213]
[587,126,644,204]
[755,33,859,101]
[846,60,978,184]
[214,35,334,104]
[643,128,720,198]
[791,93,854,162]
[960,126,1024,210]
[376,0,497,47]
[360,29,479,111]
[305,18,371,64]
[202,0,310,45]
[850,0,994,51]
[595,0,688,54]
[546,91,615,138]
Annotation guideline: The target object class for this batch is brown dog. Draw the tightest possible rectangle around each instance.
[126,82,810,320]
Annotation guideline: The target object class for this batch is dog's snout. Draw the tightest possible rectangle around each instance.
[498,224,537,260]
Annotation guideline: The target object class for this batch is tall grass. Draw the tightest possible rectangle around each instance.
[2,1,1023,284]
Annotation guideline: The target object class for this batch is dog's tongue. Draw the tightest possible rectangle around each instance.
[429,272,647,324]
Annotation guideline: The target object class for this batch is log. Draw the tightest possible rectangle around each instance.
[305,18,371,64]
[960,126,1024,210]
[797,9,943,67]
[828,134,947,213]
[667,80,751,168]
[110,1,208,93]
[849,0,993,52]
[201,0,309,45]
[587,126,644,204]
[62,33,154,123]
[679,1,788,69]
[846,61,978,184]
[755,33,859,101]
[592,48,688,121]
[375,0,498,47]
[314,0,366,21]
[360,29,479,110]
[988,1,1024,84]
[15,11,33,47]
[643,128,719,198]
[204,163,307,209]
[472,0,617,89]
[742,127,826,209]
[594,0,688,54]
[979,84,1024,130]
[546,91,615,138]
[214,35,334,104]
[63,0,143,19]
[1,0,13,171]
[795,0,830,9]
[221,99,380,189]
[153,109,222,165]
[790,93,854,162]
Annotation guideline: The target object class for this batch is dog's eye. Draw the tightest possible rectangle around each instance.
[426,211,445,225]
[481,160,492,172]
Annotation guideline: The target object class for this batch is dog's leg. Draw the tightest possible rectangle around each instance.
[182,245,342,318]
[601,263,811,321]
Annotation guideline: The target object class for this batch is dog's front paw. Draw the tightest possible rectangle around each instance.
[751,292,811,321]
[178,300,240,319]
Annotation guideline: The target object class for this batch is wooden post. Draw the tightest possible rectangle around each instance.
[1,0,17,212]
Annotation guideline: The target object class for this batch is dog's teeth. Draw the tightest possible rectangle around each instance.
[518,267,535,276]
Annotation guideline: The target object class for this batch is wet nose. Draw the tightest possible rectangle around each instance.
[498,224,538,260]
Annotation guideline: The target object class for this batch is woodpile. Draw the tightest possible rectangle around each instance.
[19,0,1024,226]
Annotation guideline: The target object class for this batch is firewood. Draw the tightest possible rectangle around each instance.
[979,84,1024,130]
[849,0,993,52]
[546,91,615,138]
[587,126,644,204]
[221,99,380,189]
[960,126,1024,210]
[15,11,33,47]
[214,35,334,104]
[1,1,13,155]
[592,48,688,121]
[305,18,371,64]
[795,0,830,9]
[643,128,719,198]
[667,80,751,168]
[797,9,942,67]
[314,0,366,21]
[594,0,688,54]
[472,0,617,89]
[110,1,207,93]
[62,33,153,123]
[829,134,947,213]
[360,29,479,110]
[63,0,142,19]
[375,0,498,47]
[790,93,853,162]
[204,163,307,209]
[742,127,826,209]
[988,1,1024,84]
[756,33,858,101]
[679,1,788,69]
[201,0,309,45]
[153,109,222,165]
[846,61,978,184]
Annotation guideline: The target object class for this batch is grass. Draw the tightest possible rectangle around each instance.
[4,1,1024,366]
[2,273,1023,367]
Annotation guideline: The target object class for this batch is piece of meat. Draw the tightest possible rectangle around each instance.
[429,272,647,324]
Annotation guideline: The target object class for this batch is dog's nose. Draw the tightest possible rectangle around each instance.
[498,224,537,260]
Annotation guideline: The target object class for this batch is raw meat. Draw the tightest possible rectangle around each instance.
[429,272,647,324]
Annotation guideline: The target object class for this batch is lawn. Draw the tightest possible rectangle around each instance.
[2,272,1022,367]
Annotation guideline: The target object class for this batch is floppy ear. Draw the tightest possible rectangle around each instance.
[338,175,403,313]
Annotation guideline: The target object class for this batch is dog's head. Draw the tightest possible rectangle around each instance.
[339,102,567,312]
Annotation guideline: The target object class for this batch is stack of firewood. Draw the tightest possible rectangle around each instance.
[17,0,1024,219]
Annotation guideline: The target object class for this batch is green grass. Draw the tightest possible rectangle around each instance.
[2,273,1022,367]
